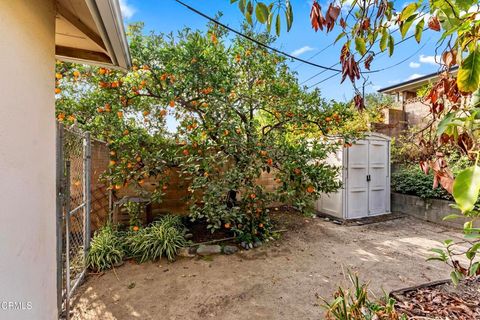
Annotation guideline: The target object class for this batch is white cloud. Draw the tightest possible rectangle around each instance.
[388,79,400,84]
[119,0,136,20]
[406,73,424,80]
[291,46,315,57]
[419,54,440,65]
[409,61,421,68]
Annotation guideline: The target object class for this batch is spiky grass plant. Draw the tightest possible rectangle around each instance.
[322,271,406,320]
[127,216,187,263]
[86,225,124,271]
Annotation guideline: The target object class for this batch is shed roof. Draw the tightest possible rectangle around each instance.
[55,0,131,69]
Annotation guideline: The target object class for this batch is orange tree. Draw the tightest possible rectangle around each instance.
[232,0,480,280]
[56,23,357,240]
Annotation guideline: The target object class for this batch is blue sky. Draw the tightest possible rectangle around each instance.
[119,0,442,102]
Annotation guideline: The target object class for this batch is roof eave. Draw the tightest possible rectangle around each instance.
[85,0,131,70]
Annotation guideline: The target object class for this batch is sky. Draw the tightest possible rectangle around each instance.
[118,0,443,102]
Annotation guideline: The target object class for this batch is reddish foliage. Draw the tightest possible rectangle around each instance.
[310,1,325,31]
[428,16,441,31]
[340,44,360,83]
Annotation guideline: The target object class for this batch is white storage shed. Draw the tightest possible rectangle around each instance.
[316,133,391,219]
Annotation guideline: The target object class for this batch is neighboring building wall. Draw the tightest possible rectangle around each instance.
[403,98,431,128]
[0,1,57,319]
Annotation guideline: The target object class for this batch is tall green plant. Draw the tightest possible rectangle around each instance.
[86,225,124,271]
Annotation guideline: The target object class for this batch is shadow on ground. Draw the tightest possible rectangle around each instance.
[71,213,463,320]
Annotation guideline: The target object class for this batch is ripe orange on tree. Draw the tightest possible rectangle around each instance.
[306,186,315,193]
[55,88,61,94]
[250,193,256,199]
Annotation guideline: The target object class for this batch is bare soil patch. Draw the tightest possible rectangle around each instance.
[71,212,465,320]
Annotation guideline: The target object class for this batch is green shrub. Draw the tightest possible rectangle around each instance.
[391,165,452,200]
[86,225,124,271]
[126,216,187,263]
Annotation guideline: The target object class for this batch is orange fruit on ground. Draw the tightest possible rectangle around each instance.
[307,186,315,193]
[55,88,61,94]
[250,193,256,199]
[132,226,139,232]
[55,73,63,79]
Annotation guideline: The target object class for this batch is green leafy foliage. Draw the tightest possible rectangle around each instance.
[56,23,358,240]
[453,166,480,213]
[126,216,187,263]
[391,165,453,200]
[86,225,124,271]
[457,48,480,93]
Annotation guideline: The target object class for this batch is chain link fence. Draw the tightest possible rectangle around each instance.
[56,123,91,319]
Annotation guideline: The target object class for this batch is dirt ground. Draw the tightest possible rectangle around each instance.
[71,213,464,320]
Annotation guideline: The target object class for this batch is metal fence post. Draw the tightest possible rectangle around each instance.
[55,123,64,317]
[64,161,71,320]
[83,132,92,254]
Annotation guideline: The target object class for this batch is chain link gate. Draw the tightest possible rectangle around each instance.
[56,123,91,319]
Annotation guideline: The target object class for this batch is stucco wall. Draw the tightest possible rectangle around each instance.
[0,1,57,319]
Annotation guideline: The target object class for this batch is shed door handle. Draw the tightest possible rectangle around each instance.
[366,174,371,182]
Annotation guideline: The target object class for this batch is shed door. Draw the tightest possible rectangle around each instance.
[368,139,388,215]
[346,141,369,219]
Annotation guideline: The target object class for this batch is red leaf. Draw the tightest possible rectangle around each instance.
[428,16,441,31]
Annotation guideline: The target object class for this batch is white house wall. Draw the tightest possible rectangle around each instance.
[0,1,57,319]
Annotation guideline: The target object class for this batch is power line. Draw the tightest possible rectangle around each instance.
[301,11,430,85]
[307,36,431,89]
[175,0,344,72]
